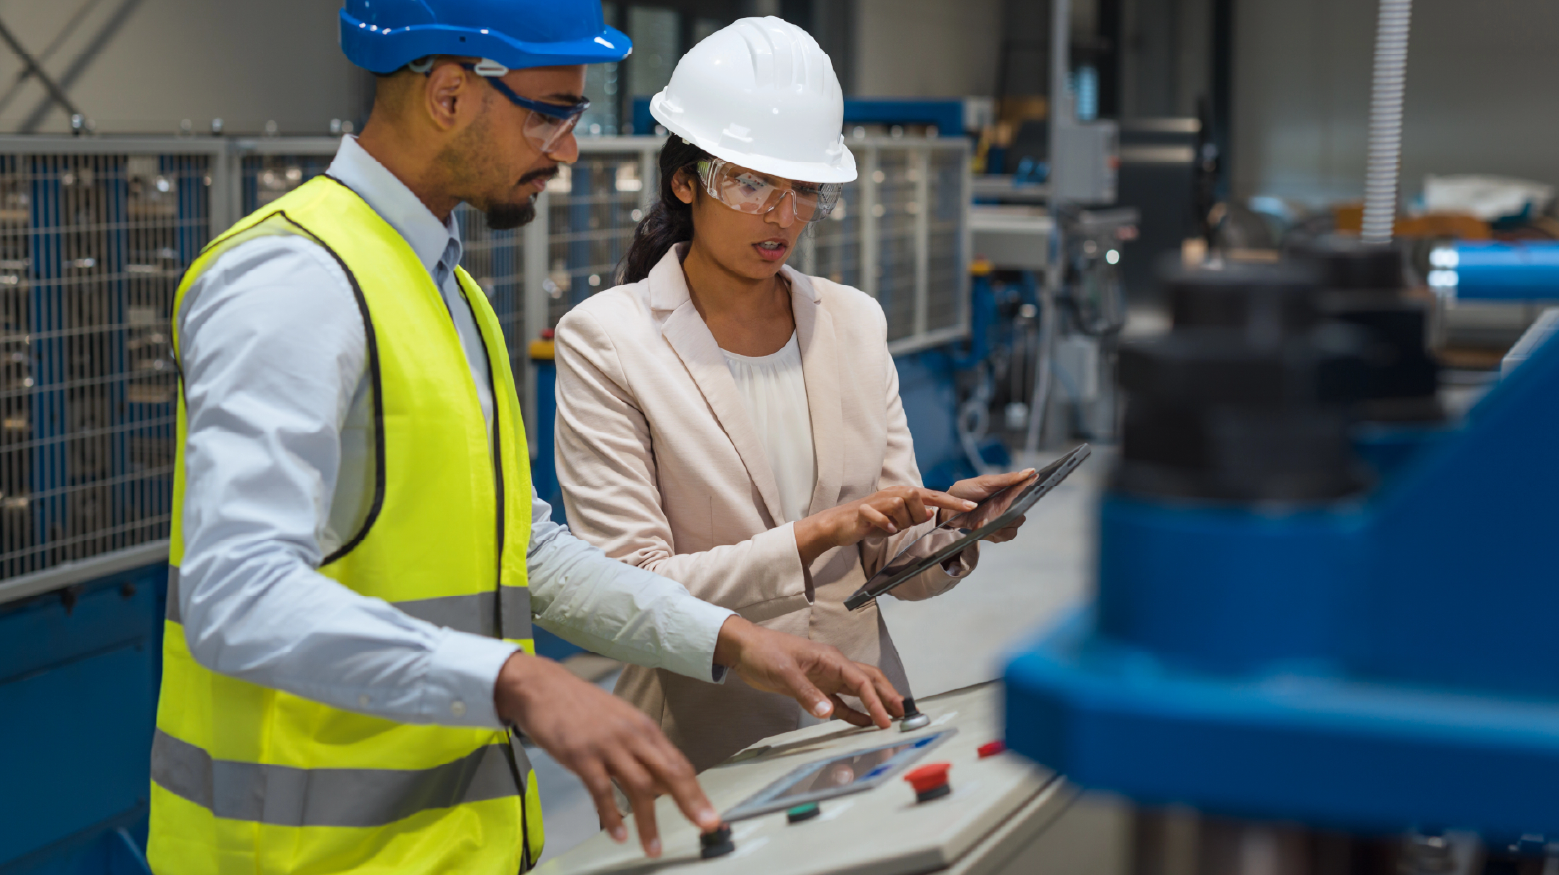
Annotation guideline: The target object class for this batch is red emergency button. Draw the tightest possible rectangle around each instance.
[978,740,1007,759]
[904,762,952,803]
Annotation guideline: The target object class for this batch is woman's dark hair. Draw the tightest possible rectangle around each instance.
[619,137,711,284]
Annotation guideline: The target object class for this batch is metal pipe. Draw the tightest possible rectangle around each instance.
[1025,0,1071,456]
[1360,0,1414,246]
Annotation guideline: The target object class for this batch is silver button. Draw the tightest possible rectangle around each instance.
[451,700,467,717]
[358,694,370,707]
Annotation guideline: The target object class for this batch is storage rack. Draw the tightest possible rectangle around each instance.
[0,134,969,594]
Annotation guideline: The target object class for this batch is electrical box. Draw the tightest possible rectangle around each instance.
[1054,122,1119,204]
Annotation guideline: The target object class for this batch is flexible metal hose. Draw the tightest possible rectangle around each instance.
[1360,0,1414,246]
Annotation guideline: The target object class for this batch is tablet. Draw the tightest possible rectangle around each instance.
[721,730,956,822]
[843,444,1091,611]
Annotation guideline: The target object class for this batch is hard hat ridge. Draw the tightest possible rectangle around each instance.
[339,0,632,75]
[648,16,855,184]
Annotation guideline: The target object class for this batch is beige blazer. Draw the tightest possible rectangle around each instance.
[554,244,976,771]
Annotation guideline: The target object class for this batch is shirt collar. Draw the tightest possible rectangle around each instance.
[326,135,461,281]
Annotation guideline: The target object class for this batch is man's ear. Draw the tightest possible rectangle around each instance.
[424,62,473,131]
[671,167,697,206]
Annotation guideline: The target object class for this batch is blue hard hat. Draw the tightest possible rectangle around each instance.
[340,0,632,75]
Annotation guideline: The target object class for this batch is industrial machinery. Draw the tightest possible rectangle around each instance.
[1001,0,1559,869]
[535,683,1129,875]
[1005,250,1559,870]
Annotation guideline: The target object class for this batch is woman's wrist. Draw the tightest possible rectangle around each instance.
[793,509,839,566]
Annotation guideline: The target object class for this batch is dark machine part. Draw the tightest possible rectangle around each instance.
[1114,260,1371,503]
[1299,236,1443,423]
[1129,810,1505,875]
[1115,118,1201,305]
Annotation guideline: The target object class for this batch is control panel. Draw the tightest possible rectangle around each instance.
[535,682,1125,875]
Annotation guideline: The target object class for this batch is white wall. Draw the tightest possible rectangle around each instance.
[0,0,367,135]
[852,0,1004,97]
[1232,0,1559,205]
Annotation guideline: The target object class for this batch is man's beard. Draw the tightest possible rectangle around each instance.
[485,166,558,230]
[485,198,536,230]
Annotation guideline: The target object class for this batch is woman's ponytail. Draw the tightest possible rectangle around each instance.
[618,137,710,285]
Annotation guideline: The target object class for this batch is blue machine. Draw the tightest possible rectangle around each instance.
[1005,265,1559,838]
[1433,240,1559,302]
[0,563,164,874]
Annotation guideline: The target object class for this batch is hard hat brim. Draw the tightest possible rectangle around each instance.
[341,11,632,75]
[650,92,858,185]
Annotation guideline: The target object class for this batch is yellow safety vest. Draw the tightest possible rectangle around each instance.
[148,176,545,874]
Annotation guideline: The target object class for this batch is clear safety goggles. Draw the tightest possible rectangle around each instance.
[413,58,590,155]
[696,159,843,223]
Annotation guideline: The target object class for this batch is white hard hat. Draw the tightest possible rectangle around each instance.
[649,16,856,184]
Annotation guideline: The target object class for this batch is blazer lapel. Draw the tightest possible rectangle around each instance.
[790,270,844,517]
[654,250,788,526]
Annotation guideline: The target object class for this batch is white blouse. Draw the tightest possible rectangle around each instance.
[721,332,817,524]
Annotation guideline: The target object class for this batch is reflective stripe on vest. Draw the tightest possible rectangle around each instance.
[149,176,542,875]
[151,729,520,828]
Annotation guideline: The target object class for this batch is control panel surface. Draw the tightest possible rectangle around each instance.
[534,682,1065,875]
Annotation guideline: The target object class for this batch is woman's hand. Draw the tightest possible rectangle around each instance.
[794,486,976,565]
[946,468,1038,544]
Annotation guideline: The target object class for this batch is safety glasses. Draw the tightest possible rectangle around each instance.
[696,159,843,223]
[454,60,590,155]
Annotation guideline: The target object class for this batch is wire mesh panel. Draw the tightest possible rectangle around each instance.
[810,174,863,290]
[542,148,652,331]
[875,150,920,343]
[926,147,967,334]
[0,134,966,585]
[240,153,333,213]
[0,147,211,579]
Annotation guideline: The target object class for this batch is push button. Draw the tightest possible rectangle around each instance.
[700,823,735,859]
[978,740,1007,759]
[899,696,930,732]
[904,762,952,803]
[787,802,821,824]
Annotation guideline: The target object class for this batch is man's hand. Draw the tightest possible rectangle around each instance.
[494,652,719,858]
[946,468,1037,543]
[713,616,905,728]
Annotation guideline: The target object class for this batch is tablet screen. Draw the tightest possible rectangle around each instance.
[843,444,1091,611]
[722,730,955,821]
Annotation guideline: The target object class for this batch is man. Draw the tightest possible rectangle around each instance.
[146,2,902,873]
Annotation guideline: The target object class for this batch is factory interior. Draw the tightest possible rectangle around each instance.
[2,0,1558,873]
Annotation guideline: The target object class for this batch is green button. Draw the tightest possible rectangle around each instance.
[787,802,821,824]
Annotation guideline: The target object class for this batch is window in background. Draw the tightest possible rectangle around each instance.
[580,2,622,135]
[625,6,680,132]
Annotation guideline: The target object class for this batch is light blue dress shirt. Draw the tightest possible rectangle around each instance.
[176,136,732,730]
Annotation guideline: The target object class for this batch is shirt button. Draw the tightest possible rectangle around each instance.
[451,700,467,717]
[358,694,370,707]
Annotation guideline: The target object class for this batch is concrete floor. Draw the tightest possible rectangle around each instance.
[529,444,1105,861]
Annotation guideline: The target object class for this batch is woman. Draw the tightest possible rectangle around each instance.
[554,16,1033,771]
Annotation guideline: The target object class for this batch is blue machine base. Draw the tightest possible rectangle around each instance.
[1006,609,1559,837]
[1003,302,1559,838]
